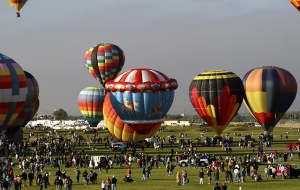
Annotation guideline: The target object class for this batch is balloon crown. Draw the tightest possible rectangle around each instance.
[105,68,178,92]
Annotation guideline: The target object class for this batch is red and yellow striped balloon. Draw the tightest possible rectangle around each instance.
[0,53,27,134]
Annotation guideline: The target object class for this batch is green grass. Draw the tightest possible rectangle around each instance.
[13,125,300,190]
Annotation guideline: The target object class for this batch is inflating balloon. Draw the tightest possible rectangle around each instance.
[243,66,297,134]
[104,68,178,142]
[78,86,105,127]
[189,70,244,135]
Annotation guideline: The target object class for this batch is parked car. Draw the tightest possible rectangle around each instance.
[178,158,208,167]
[111,142,127,152]
[89,155,110,169]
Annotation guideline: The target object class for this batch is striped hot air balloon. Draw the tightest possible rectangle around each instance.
[189,70,244,135]
[9,71,39,129]
[0,53,27,134]
[104,68,178,142]
[84,43,125,87]
[243,66,297,134]
[78,86,105,127]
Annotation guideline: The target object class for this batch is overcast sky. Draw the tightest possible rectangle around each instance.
[1,0,299,116]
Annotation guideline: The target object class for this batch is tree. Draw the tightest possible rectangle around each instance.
[53,109,68,120]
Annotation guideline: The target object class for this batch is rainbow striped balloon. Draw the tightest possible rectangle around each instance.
[78,86,105,127]
[84,43,125,87]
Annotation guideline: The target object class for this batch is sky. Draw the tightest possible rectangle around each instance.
[1,0,300,116]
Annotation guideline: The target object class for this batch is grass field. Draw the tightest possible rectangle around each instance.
[11,124,300,190]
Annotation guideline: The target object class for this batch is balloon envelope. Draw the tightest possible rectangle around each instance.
[189,70,244,135]
[78,86,105,127]
[0,53,27,134]
[104,68,178,142]
[290,0,300,12]
[8,0,28,11]
[243,66,297,134]
[10,71,39,129]
[84,43,125,87]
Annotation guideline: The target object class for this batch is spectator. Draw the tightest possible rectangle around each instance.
[111,176,117,190]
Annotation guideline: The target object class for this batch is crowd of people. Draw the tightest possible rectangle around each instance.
[0,129,298,190]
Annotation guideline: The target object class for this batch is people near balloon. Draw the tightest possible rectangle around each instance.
[290,0,300,12]
[189,70,244,135]
[7,0,28,17]
[243,66,297,134]
[78,86,105,127]
[103,68,178,142]
[84,43,125,88]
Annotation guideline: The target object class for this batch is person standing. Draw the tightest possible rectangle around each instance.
[241,168,246,183]
[207,167,212,184]
[199,168,204,184]
[214,182,221,190]
[42,173,49,189]
[106,177,111,190]
[74,167,81,183]
[101,180,106,190]
[21,171,27,187]
[82,170,88,185]
[111,176,117,190]
[142,168,146,180]
[264,166,269,180]
[176,171,181,186]
[126,167,131,178]
[221,182,227,190]
[182,170,188,186]
[214,167,220,182]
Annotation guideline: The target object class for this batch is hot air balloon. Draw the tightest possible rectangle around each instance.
[0,53,27,135]
[5,71,39,139]
[290,0,300,12]
[84,43,125,87]
[189,70,244,135]
[7,0,28,17]
[103,68,178,142]
[243,66,297,134]
[78,86,105,127]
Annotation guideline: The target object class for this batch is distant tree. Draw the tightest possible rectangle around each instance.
[165,114,182,120]
[53,109,68,120]
[67,115,84,120]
